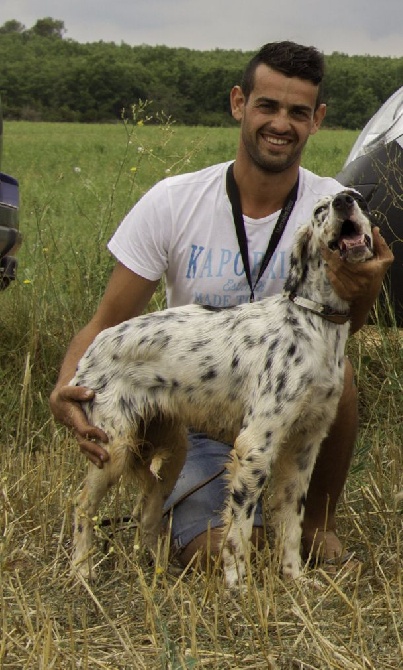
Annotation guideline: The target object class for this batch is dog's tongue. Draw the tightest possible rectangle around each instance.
[338,233,367,257]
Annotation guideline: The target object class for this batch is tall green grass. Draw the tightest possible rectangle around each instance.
[1,117,402,668]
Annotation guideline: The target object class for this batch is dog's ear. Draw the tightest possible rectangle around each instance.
[283,222,312,294]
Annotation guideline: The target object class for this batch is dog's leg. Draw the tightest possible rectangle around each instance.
[134,421,188,556]
[221,425,273,588]
[72,440,131,580]
[269,431,327,580]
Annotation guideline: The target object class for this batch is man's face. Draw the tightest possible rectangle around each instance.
[231,64,326,174]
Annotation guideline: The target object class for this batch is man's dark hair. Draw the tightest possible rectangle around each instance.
[241,41,325,107]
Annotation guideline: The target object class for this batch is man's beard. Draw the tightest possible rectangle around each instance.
[242,130,303,174]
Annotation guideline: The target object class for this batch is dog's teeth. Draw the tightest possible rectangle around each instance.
[338,233,366,251]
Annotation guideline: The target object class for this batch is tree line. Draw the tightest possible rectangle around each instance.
[0,18,402,129]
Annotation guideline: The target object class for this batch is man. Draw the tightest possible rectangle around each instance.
[50,41,393,572]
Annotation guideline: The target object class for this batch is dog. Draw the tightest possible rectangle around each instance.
[70,190,373,587]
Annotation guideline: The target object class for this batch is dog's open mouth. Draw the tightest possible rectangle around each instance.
[331,220,373,262]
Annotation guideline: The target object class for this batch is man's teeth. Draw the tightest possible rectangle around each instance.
[264,136,288,145]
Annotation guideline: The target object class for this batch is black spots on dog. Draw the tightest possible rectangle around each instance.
[138,335,151,347]
[111,333,125,350]
[268,337,280,354]
[252,469,266,489]
[264,354,272,373]
[200,367,218,382]
[232,483,249,508]
[144,329,172,350]
[297,494,307,516]
[316,258,323,270]
[246,502,255,520]
[275,371,286,400]
[243,334,257,348]
[231,353,240,369]
[200,304,235,313]
[83,397,95,416]
[296,444,312,471]
[116,321,131,334]
[190,338,213,352]
[287,342,296,358]
[201,354,214,366]
[92,375,108,393]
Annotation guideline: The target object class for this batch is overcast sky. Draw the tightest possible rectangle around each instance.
[2,0,403,57]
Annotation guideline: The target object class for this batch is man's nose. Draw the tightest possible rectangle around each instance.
[269,108,291,132]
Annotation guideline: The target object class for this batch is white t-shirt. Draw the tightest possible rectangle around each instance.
[108,161,343,308]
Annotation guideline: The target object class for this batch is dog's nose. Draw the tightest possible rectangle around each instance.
[333,192,355,211]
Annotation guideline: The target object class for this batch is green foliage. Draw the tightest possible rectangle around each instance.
[29,17,66,39]
[1,18,402,127]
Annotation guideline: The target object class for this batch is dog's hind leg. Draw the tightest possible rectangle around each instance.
[72,440,131,580]
[134,420,188,556]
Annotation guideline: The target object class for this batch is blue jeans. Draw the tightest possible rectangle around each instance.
[163,432,264,552]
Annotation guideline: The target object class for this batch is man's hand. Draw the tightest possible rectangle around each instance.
[321,227,394,332]
[50,384,109,468]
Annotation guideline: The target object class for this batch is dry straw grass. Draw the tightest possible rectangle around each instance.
[1,358,402,669]
[1,117,402,668]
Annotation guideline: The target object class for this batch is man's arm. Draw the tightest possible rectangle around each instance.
[49,262,160,468]
[320,227,394,334]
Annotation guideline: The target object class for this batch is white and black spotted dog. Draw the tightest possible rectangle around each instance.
[71,190,373,587]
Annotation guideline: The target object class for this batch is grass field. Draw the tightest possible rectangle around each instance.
[0,118,402,669]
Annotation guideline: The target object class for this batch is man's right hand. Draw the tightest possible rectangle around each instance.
[49,384,109,468]
[49,264,160,468]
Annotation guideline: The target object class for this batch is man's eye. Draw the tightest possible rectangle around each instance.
[292,108,310,119]
[258,102,276,111]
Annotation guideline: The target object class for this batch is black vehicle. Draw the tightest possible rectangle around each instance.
[337,87,403,325]
[0,95,21,289]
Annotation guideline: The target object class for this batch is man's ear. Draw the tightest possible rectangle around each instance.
[310,103,327,135]
[230,85,245,122]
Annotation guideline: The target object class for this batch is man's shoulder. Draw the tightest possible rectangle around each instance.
[162,161,230,191]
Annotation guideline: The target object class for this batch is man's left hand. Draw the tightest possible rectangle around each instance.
[321,227,394,302]
[321,227,394,332]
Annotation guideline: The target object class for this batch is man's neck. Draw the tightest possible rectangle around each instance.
[232,159,300,219]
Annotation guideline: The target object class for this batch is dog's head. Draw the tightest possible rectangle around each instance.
[313,189,374,263]
[284,190,374,295]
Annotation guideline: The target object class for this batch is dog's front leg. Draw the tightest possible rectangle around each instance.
[221,427,271,588]
[269,434,324,580]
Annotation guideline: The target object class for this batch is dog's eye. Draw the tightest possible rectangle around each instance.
[354,194,369,211]
[314,204,328,218]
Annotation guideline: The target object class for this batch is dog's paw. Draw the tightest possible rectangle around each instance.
[71,556,96,582]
